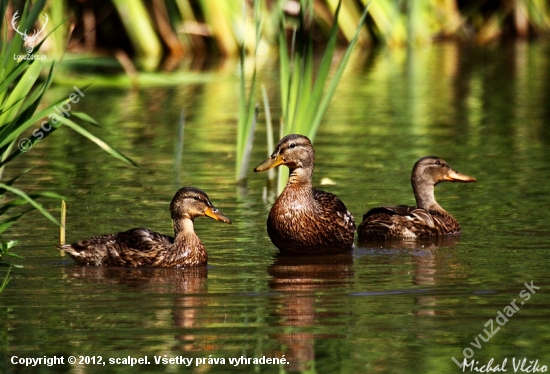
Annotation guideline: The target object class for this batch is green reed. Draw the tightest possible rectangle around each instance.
[37,0,550,71]
[236,0,261,183]
[276,0,370,191]
[279,0,370,140]
[110,0,162,71]
[0,0,135,271]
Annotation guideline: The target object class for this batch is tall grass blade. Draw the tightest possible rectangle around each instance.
[272,0,371,193]
[0,183,60,226]
[55,116,138,166]
[0,208,34,235]
[236,0,261,182]
[261,84,275,182]
[0,61,43,126]
[278,12,291,124]
[0,266,12,293]
[174,109,185,185]
[111,0,162,70]
[309,1,372,140]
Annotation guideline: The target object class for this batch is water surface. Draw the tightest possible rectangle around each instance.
[1,41,550,373]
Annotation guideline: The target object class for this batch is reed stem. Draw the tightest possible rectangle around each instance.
[59,200,66,248]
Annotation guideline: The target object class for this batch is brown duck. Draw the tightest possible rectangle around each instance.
[358,156,476,240]
[254,134,355,254]
[59,187,231,267]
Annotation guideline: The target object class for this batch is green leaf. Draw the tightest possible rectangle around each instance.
[278,7,291,126]
[0,266,12,293]
[5,252,23,259]
[0,60,43,126]
[0,168,33,195]
[0,183,60,227]
[310,1,371,139]
[53,115,138,166]
[1,238,18,252]
[71,111,100,126]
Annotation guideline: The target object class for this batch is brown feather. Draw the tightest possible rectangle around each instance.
[358,156,475,241]
[256,134,355,254]
[59,187,230,267]
[358,206,461,239]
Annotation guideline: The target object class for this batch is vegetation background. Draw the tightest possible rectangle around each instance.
[24,0,550,70]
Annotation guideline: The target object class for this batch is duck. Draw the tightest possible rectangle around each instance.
[357,156,476,240]
[59,187,231,267]
[254,134,355,254]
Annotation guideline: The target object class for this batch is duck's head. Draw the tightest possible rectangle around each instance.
[170,187,231,224]
[412,156,476,187]
[254,134,314,172]
[411,156,476,202]
[411,156,476,212]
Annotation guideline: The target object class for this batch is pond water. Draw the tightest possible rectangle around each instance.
[2,41,550,374]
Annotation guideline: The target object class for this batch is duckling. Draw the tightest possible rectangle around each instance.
[254,134,355,254]
[358,156,476,240]
[59,187,231,267]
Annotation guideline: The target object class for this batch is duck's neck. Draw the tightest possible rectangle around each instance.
[412,178,447,215]
[173,218,201,246]
[286,166,313,189]
[171,217,207,265]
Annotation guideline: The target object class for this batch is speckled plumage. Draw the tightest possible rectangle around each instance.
[59,187,231,267]
[255,134,355,254]
[358,156,476,240]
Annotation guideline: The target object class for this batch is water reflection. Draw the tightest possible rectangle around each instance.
[65,266,208,352]
[268,253,354,371]
[358,235,460,251]
[358,236,463,285]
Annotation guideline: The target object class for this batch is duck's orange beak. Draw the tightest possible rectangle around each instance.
[254,154,284,172]
[446,170,476,183]
[205,207,231,224]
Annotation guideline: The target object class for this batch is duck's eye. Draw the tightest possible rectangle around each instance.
[289,143,296,149]
[194,195,201,201]
[435,160,442,165]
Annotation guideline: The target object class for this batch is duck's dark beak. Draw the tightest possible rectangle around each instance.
[204,207,231,224]
[446,169,476,183]
[254,154,284,172]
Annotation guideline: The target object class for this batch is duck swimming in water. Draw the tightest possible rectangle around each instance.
[59,187,231,267]
[254,134,355,254]
[358,156,476,240]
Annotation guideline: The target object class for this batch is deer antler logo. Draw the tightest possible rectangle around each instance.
[11,11,49,53]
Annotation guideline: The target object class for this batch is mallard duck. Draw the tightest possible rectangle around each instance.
[59,187,231,267]
[254,134,355,254]
[358,156,476,240]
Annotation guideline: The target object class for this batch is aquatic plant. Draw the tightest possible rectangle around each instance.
[0,0,134,274]
[275,0,370,191]
[36,0,550,70]
[236,0,261,183]
[279,0,370,140]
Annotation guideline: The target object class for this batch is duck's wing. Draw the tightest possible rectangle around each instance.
[361,205,414,221]
[313,188,356,236]
[103,228,174,266]
[358,205,414,238]
[412,209,461,235]
[358,205,460,239]
[59,228,174,266]
[114,228,173,252]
